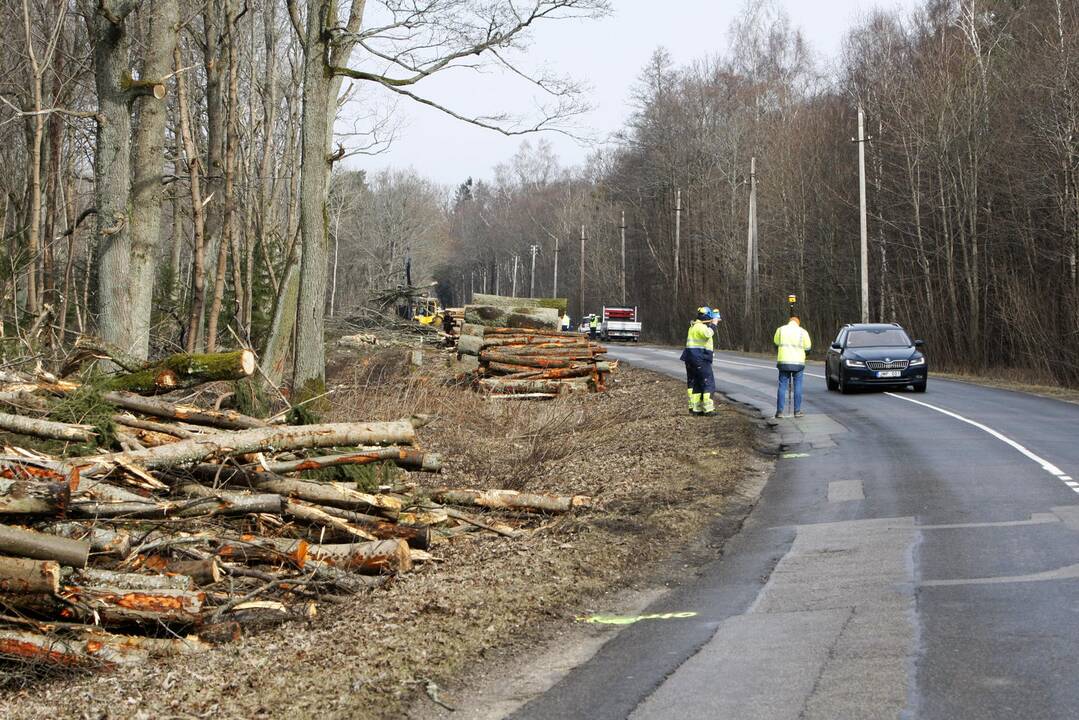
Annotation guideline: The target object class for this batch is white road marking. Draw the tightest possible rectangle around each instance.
[884,393,1074,490]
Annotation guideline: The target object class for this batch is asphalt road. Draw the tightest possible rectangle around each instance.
[510,346,1079,720]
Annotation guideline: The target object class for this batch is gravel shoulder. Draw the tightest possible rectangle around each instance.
[0,352,764,720]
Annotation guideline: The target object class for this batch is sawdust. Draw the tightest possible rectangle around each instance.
[0,356,761,720]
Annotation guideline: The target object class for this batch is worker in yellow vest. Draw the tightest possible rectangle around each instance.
[680,306,721,416]
[773,316,812,418]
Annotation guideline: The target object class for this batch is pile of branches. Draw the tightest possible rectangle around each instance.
[0,343,591,675]
[458,325,616,400]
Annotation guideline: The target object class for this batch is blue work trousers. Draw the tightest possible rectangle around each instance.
[776,363,805,414]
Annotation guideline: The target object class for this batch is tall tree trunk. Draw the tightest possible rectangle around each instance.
[176,46,209,354]
[128,0,179,360]
[89,1,139,357]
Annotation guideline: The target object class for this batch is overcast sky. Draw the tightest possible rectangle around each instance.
[341,0,920,187]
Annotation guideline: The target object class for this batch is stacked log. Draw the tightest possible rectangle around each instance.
[458,325,615,398]
[0,341,594,673]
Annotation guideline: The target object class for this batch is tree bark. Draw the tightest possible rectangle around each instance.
[0,524,89,567]
[106,349,256,394]
[428,487,592,513]
[0,411,95,443]
[308,539,412,574]
[128,0,179,360]
[100,390,267,430]
[0,477,71,515]
[0,556,61,594]
[261,447,441,474]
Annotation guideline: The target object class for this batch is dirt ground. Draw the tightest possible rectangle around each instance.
[0,348,764,720]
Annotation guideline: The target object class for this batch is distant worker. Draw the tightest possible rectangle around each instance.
[561,312,571,332]
[773,315,812,418]
[680,306,721,416]
[589,313,599,340]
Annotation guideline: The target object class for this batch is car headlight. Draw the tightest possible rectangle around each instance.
[845,359,866,368]
[909,357,926,367]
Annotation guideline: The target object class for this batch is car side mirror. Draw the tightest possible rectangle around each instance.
[913,340,925,347]
[830,342,842,350]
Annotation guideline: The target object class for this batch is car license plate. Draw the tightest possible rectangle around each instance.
[877,370,901,378]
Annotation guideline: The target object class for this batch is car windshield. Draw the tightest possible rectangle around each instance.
[846,328,911,348]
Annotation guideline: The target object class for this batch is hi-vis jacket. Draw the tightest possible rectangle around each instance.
[774,321,811,365]
[682,320,715,361]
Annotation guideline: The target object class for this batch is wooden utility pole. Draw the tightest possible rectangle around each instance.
[857,103,870,323]
[529,244,538,298]
[620,210,627,305]
[579,225,586,318]
[674,189,682,303]
[511,255,518,297]
[553,236,560,298]
[745,157,757,323]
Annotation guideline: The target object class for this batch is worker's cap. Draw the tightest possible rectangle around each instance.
[709,309,722,321]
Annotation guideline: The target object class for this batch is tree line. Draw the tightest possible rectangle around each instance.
[437,0,1079,386]
[0,0,607,397]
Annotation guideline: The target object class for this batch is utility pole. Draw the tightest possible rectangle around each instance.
[674,189,682,303]
[579,224,586,318]
[529,244,539,298]
[620,210,627,305]
[553,236,560,298]
[857,103,870,323]
[494,261,500,296]
[469,270,475,303]
[745,157,759,326]
[511,255,518,298]
[482,266,488,294]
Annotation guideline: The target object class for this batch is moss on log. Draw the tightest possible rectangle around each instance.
[107,349,256,395]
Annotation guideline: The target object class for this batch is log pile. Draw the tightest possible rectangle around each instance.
[0,344,593,674]
[457,323,616,399]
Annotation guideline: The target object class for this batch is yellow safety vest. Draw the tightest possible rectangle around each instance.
[590,316,599,328]
[774,322,811,364]
[685,321,715,351]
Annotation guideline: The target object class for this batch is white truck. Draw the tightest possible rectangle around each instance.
[600,306,642,342]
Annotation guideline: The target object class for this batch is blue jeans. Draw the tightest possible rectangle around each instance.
[777,364,804,413]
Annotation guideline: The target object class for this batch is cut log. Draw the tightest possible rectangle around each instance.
[291,501,432,549]
[175,482,286,516]
[464,305,559,330]
[112,414,196,439]
[100,390,267,430]
[261,448,442,474]
[0,411,95,443]
[41,523,131,557]
[0,524,89,567]
[77,629,210,658]
[479,379,582,395]
[459,323,487,337]
[203,468,402,515]
[479,352,573,369]
[62,585,205,625]
[0,629,133,668]
[106,349,257,395]
[73,567,194,592]
[215,537,308,569]
[64,420,417,477]
[471,293,568,314]
[0,477,72,515]
[484,327,576,337]
[283,500,377,542]
[139,556,222,586]
[309,539,412,574]
[456,334,484,357]
[0,556,61,593]
[428,488,592,514]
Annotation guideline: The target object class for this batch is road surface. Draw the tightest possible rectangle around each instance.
[511,346,1079,720]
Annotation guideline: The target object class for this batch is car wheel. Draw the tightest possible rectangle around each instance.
[826,368,838,391]
[912,380,927,393]
[839,370,853,394]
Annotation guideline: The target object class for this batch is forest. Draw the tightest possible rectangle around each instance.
[0,0,1077,389]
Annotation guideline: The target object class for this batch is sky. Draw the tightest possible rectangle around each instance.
[341,0,921,187]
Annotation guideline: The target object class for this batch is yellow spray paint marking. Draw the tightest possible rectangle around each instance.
[782,452,811,459]
[577,612,698,626]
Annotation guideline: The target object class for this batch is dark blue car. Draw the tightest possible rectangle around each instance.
[825,323,928,394]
